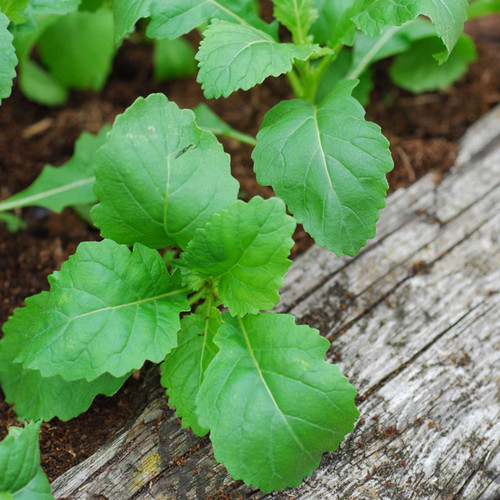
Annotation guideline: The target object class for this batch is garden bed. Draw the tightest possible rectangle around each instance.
[0,12,499,485]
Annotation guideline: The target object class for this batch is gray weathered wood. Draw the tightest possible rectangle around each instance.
[51,105,500,500]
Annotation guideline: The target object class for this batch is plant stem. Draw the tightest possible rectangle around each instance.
[346,26,400,80]
[188,289,207,306]
[223,130,258,147]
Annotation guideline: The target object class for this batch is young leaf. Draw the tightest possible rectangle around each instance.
[16,240,190,382]
[390,34,477,93]
[252,80,393,256]
[28,0,81,15]
[353,0,469,61]
[468,0,500,18]
[0,127,109,216]
[310,0,359,46]
[147,0,276,41]
[0,421,53,500]
[0,212,26,231]
[196,19,318,98]
[18,59,69,106]
[0,292,129,421]
[350,19,436,72]
[272,0,317,43]
[182,197,295,316]
[38,7,115,91]
[197,313,359,493]
[353,0,420,36]
[153,37,197,81]
[112,0,152,44]
[193,103,257,146]
[315,50,373,105]
[0,0,28,23]
[160,301,221,436]
[92,94,239,250]
[0,11,17,105]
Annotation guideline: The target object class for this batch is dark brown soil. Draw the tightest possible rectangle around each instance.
[0,13,499,482]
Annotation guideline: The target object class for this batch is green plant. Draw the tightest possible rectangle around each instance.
[0,421,53,500]
[0,0,485,494]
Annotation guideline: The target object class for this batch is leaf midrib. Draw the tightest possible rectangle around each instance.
[237,316,313,460]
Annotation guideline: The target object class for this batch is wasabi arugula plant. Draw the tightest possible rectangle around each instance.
[0,0,485,494]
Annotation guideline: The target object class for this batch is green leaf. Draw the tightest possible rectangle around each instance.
[17,59,68,105]
[16,239,189,382]
[153,37,197,81]
[182,197,295,316]
[92,94,239,250]
[161,301,221,436]
[316,50,373,105]
[350,19,436,72]
[468,0,500,18]
[193,103,257,146]
[28,0,81,15]
[353,0,420,36]
[353,0,469,60]
[272,0,317,43]
[0,11,17,105]
[0,292,129,421]
[0,127,109,215]
[311,0,359,46]
[0,213,27,231]
[112,0,151,44]
[10,468,53,500]
[0,0,28,23]
[146,0,276,41]
[0,421,53,500]
[390,34,477,93]
[253,80,393,256]
[38,7,115,91]
[197,313,359,492]
[196,19,318,98]
[12,15,68,106]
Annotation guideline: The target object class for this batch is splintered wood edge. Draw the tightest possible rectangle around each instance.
[51,104,500,499]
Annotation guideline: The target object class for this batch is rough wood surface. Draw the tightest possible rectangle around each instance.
[51,106,500,500]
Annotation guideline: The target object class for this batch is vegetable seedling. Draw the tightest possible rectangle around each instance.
[0,0,480,494]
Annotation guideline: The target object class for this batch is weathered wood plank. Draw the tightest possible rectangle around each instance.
[51,105,500,499]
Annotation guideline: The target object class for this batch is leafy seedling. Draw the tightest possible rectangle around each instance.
[0,126,109,230]
[0,0,481,494]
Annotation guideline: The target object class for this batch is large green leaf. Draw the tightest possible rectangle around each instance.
[253,80,393,256]
[196,19,318,98]
[390,34,477,93]
[147,0,275,40]
[16,240,189,382]
[92,94,239,250]
[0,422,53,500]
[272,0,317,43]
[161,301,221,436]
[197,313,359,492]
[182,197,295,316]
[353,0,469,60]
[0,11,17,105]
[38,7,115,91]
[0,127,108,216]
[0,292,129,421]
